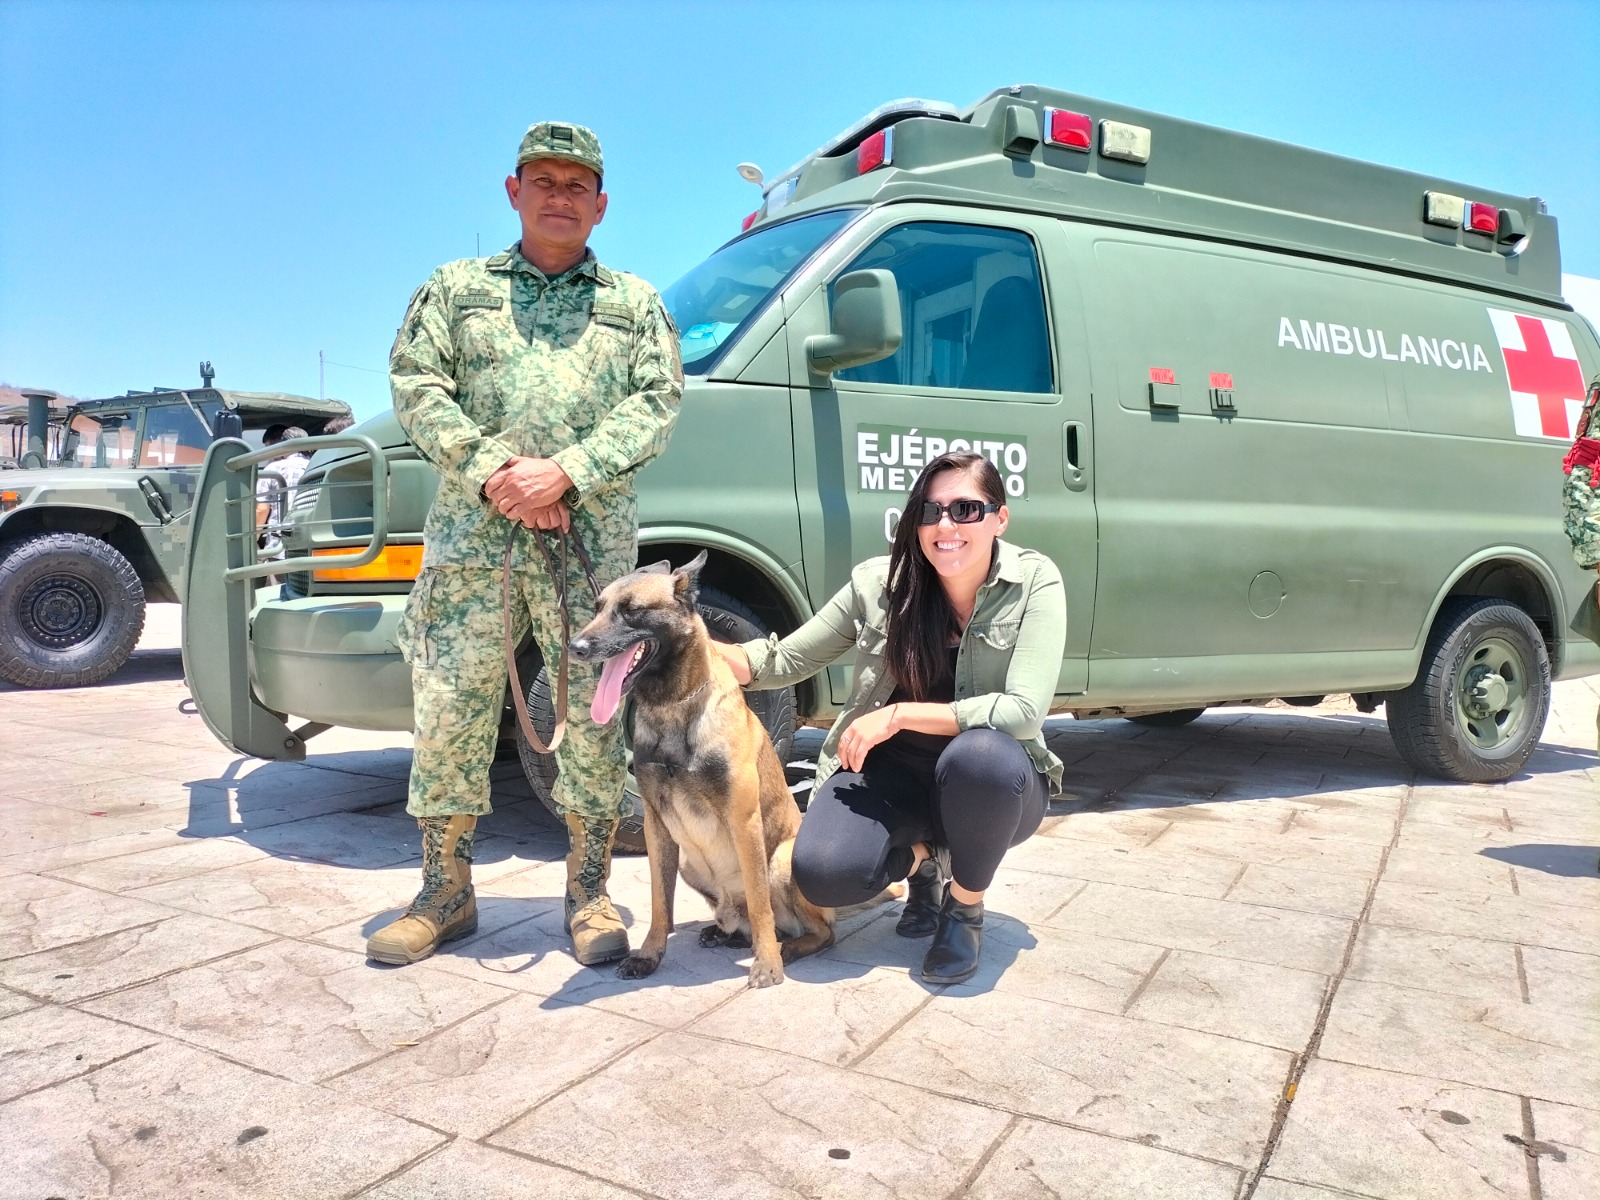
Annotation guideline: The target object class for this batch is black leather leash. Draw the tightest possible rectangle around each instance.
[503,522,602,754]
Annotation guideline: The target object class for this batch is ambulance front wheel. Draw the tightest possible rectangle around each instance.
[1386,597,1551,783]
[516,586,797,855]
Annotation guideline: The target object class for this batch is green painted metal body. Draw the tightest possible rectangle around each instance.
[0,389,350,601]
[180,85,1600,758]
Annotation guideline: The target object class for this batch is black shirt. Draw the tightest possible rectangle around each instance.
[883,646,959,762]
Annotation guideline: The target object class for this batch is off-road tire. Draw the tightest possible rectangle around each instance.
[0,533,146,688]
[516,586,798,855]
[1126,708,1207,728]
[1386,597,1550,783]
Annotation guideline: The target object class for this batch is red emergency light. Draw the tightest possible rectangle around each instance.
[1042,107,1093,151]
[741,210,759,232]
[1466,203,1498,234]
[857,128,893,174]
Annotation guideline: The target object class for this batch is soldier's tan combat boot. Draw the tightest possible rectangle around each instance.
[564,813,629,965]
[366,815,478,965]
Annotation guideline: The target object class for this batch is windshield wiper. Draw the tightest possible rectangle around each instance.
[177,390,214,439]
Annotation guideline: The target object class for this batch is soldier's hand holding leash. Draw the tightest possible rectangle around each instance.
[485,454,573,526]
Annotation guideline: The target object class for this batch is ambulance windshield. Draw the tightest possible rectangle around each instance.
[665,209,856,374]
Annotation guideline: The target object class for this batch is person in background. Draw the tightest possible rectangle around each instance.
[255,425,311,548]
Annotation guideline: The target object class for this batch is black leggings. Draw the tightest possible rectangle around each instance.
[792,727,1048,907]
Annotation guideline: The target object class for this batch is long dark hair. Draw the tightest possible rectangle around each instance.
[885,452,1006,700]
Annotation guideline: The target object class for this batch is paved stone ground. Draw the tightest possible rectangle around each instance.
[2,604,1597,1199]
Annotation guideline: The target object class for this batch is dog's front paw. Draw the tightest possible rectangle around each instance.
[747,957,785,989]
[698,924,731,947]
[616,953,662,980]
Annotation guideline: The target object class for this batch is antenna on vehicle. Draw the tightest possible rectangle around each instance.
[736,162,764,186]
[199,361,215,388]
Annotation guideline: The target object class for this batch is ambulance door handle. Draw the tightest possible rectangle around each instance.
[1062,422,1087,492]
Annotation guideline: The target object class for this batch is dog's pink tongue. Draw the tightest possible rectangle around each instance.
[591,653,631,725]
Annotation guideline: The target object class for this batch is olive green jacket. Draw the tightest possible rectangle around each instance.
[741,539,1066,794]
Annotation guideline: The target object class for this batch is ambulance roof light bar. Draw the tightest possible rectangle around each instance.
[768,98,960,191]
[1424,191,1527,246]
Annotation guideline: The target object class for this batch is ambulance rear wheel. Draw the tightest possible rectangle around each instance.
[1386,597,1550,783]
[517,586,797,855]
[0,533,146,688]
[1126,708,1206,728]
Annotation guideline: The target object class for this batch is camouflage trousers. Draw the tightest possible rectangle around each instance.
[400,528,634,821]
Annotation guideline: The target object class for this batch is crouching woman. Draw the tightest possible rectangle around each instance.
[713,451,1065,984]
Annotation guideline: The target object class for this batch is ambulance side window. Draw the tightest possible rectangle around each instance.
[835,222,1052,394]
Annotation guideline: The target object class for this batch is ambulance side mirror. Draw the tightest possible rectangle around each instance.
[806,269,903,375]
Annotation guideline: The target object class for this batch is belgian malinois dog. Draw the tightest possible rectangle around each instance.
[570,551,834,988]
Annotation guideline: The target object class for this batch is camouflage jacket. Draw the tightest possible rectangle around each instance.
[391,243,683,568]
[1561,382,1600,566]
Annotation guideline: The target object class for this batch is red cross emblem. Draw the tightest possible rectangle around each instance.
[1488,308,1586,440]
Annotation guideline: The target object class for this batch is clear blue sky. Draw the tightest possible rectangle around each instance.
[2,0,1596,420]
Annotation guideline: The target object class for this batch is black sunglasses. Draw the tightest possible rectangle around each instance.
[916,499,1001,526]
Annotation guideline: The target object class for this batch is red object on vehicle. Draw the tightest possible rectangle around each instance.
[1149,367,1176,385]
[1466,203,1499,234]
[1043,108,1093,150]
[858,129,891,173]
[741,211,759,232]
[1209,372,1234,389]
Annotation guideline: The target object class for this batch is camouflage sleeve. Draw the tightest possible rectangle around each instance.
[551,294,684,501]
[390,275,516,493]
[1563,465,1600,569]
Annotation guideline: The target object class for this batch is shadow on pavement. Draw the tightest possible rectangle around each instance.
[1052,708,1597,816]
[176,749,561,871]
[0,646,186,693]
[1479,843,1600,878]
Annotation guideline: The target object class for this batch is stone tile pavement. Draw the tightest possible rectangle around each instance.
[0,605,1596,1198]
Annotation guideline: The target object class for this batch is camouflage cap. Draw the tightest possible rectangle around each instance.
[516,122,604,179]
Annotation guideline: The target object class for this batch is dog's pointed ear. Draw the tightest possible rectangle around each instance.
[672,549,708,608]
[640,559,673,575]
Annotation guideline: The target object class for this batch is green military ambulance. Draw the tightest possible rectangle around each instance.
[1,376,349,687]
[183,85,1600,842]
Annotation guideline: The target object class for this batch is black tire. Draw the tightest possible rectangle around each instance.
[1386,597,1550,783]
[0,533,146,688]
[1126,708,1207,728]
[516,585,798,855]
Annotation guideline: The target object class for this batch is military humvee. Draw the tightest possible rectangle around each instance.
[183,85,1600,848]
[0,371,350,687]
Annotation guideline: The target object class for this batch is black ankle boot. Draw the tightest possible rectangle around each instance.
[921,893,983,984]
[895,847,947,938]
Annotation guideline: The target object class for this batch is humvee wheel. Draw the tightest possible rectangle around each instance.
[1386,597,1550,783]
[516,586,797,855]
[0,533,146,688]
[1126,708,1206,728]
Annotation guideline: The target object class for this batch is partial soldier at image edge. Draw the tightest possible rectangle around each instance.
[1559,375,1600,752]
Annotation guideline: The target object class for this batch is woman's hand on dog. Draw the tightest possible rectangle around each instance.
[711,641,752,686]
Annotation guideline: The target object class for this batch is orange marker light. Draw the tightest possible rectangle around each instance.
[311,544,423,582]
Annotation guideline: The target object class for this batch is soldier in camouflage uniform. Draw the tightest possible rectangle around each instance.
[1562,381,1600,758]
[366,122,683,967]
